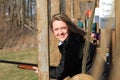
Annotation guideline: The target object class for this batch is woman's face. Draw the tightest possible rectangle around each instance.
[52,20,69,41]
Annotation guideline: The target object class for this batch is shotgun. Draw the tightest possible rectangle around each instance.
[0,60,37,71]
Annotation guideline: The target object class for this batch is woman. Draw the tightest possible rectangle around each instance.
[49,13,97,80]
[34,13,110,80]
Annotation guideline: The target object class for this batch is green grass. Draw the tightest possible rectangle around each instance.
[0,48,38,80]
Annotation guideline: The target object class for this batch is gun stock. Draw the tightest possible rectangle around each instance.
[17,64,37,70]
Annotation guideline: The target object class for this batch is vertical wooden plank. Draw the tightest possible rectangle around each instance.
[74,0,80,24]
[71,0,74,21]
[65,0,71,18]
[112,30,116,58]
[51,0,60,16]
[36,0,49,80]
[65,0,74,22]
[100,29,107,60]
[110,1,120,80]
[96,0,99,7]
[50,0,60,66]
[92,29,106,80]
[115,0,120,56]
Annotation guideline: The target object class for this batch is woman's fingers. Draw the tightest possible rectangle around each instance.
[32,66,38,73]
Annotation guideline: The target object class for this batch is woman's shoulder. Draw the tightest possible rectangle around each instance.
[69,33,85,43]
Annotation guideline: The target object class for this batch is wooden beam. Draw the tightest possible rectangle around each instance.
[115,0,120,56]
[110,1,120,80]
[74,0,81,24]
[65,0,72,18]
[51,0,60,17]
[71,0,74,21]
[36,0,49,80]
[50,0,60,66]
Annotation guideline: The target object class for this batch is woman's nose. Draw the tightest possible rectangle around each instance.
[58,29,63,34]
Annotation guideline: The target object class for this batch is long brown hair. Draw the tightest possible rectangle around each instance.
[50,13,86,37]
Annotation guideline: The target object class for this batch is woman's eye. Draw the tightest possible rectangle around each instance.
[53,28,58,31]
[61,27,67,29]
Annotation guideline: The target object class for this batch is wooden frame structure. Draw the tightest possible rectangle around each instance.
[36,0,120,80]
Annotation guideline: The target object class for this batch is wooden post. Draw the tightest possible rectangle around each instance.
[74,0,81,24]
[71,0,74,21]
[36,0,49,80]
[65,0,72,18]
[115,0,120,58]
[112,30,116,58]
[110,0,120,80]
[115,0,120,73]
[50,0,60,66]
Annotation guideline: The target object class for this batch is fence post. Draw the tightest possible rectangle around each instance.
[36,0,49,80]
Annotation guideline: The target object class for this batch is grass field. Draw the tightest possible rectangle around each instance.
[0,48,38,80]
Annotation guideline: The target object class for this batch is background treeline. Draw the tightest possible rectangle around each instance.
[0,0,37,50]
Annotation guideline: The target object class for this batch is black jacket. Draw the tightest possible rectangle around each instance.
[50,32,97,80]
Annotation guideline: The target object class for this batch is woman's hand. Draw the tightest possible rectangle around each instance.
[32,66,38,74]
